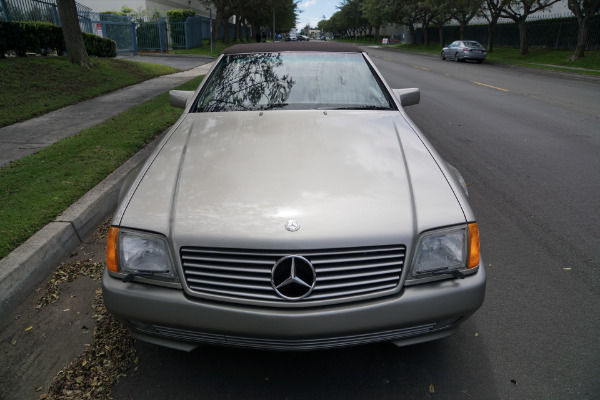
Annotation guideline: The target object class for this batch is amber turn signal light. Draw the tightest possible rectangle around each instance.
[106,227,119,273]
[468,223,480,269]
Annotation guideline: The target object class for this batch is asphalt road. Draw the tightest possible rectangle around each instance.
[2,47,598,400]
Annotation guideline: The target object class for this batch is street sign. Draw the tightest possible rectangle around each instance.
[96,23,103,38]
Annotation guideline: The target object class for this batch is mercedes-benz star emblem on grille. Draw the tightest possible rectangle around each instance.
[285,220,300,232]
[272,256,316,300]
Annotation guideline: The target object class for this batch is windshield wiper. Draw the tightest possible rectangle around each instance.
[122,270,170,283]
[318,105,392,111]
[261,103,289,110]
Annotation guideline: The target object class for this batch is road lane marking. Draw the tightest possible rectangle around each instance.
[472,81,509,92]
[383,57,393,61]
[413,65,430,71]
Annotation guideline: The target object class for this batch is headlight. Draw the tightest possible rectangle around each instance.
[107,227,176,282]
[410,224,479,280]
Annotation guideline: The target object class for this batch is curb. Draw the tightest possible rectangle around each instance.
[0,132,164,320]
[127,52,217,59]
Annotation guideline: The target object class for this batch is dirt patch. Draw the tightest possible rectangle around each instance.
[0,218,137,400]
[42,289,136,400]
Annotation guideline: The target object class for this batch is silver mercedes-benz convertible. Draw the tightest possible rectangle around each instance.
[103,42,486,352]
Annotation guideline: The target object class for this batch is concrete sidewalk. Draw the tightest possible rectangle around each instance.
[0,57,214,168]
[0,57,215,319]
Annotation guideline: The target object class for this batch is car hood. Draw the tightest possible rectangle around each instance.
[119,111,466,249]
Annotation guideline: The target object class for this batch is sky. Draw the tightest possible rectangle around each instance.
[78,0,342,32]
[295,0,340,31]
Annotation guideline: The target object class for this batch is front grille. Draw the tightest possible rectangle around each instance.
[180,245,405,303]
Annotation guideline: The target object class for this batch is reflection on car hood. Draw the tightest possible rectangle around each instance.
[119,111,466,249]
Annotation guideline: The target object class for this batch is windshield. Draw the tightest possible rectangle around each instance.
[192,52,396,112]
[464,41,483,48]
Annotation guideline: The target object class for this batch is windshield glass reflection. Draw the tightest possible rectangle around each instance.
[193,52,395,112]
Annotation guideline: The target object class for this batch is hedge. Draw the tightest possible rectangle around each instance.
[167,9,196,48]
[0,21,117,58]
[83,32,117,57]
[166,9,195,23]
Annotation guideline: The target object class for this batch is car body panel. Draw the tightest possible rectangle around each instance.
[103,262,485,350]
[118,111,466,251]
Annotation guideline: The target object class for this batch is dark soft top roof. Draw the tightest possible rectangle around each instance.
[222,42,363,55]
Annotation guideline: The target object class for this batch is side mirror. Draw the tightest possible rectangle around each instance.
[169,90,194,109]
[392,88,420,107]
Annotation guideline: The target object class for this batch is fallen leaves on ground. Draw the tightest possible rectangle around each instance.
[42,289,137,400]
[36,260,103,308]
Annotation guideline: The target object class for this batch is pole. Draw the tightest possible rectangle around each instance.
[273,10,275,42]
[209,8,213,55]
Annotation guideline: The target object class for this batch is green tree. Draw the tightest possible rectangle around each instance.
[567,0,600,59]
[302,23,311,35]
[362,0,387,41]
[481,0,510,52]
[500,0,561,55]
[383,0,421,44]
[418,0,438,46]
[451,0,484,40]
[430,0,453,47]
[201,0,298,43]
[338,0,368,40]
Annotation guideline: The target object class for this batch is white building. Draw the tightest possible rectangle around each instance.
[77,0,210,18]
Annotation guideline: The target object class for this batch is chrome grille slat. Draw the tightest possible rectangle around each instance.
[187,277,273,291]
[184,263,270,275]
[180,245,405,303]
[316,275,399,290]
[310,283,398,299]
[182,246,405,258]
[316,260,403,273]
[186,270,271,282]
[310,253,404,265]
[318,268,401,281]
[190,286,279,300]
[182,255,274,265]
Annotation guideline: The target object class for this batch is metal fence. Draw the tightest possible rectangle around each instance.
[0,0,92,33]
[415,13,600,50]
[2,1,252,54]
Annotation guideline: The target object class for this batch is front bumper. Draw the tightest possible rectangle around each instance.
[102,265,486,351]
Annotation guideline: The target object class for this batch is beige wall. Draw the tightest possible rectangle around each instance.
[146,0,210,18]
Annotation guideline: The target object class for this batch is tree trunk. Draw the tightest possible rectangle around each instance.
[222,14,232,43]
[375,26,380,42]
[438,24,444,48]
[460,21,466,40]
[56,0,90,67]
[234,15,241,42]
[409,24,416,45]
[212,4,225,43]
[487,18,498,53]
[571,14,590,60]
[518,19,528,55]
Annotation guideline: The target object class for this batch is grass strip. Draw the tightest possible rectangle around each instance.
[333,38,599,74]
[0,75,204,259]
[168,39,244,57]
[389,42,600,75]
[0,57,179,128]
